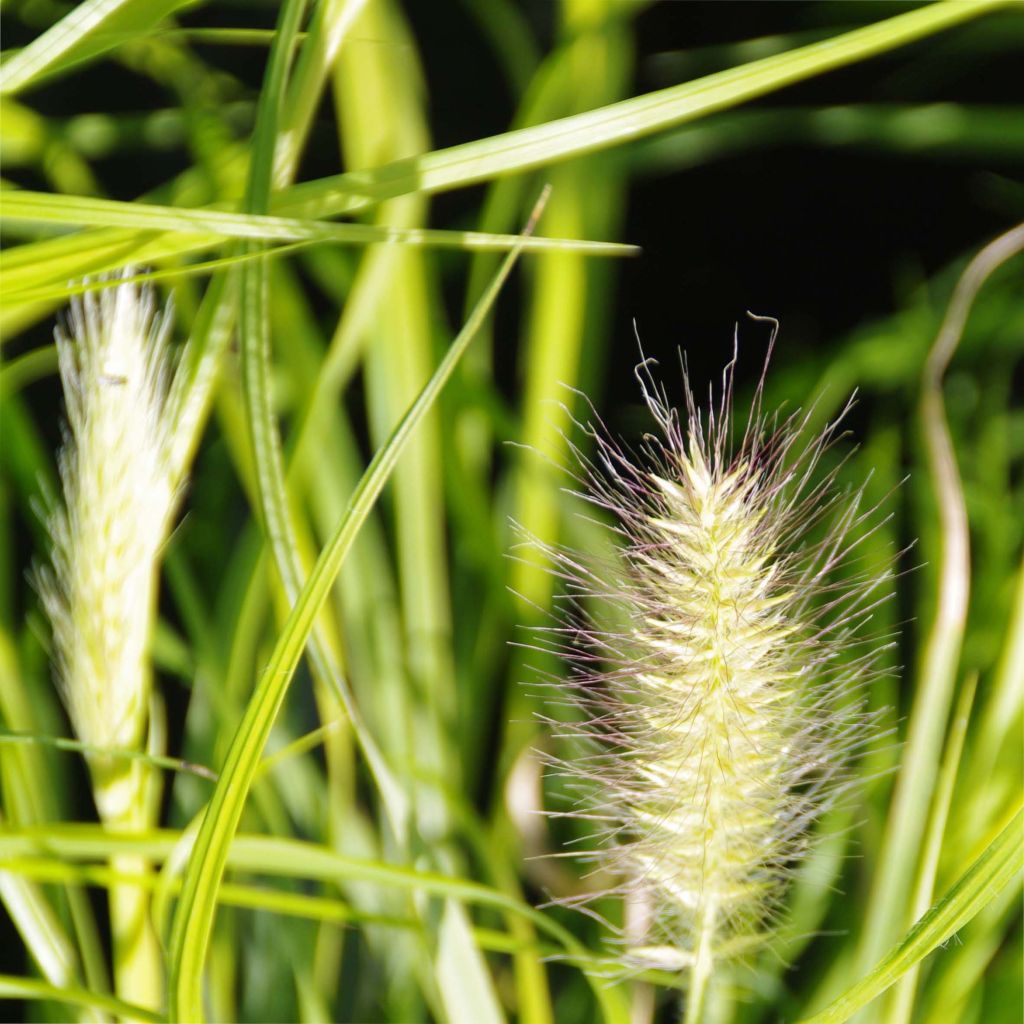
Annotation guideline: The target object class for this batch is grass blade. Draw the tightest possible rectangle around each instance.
[436,901,506,1024]
[0,728,217,782]
[886,672,978,1024]
[0,2,998,302]
[0,868,79,992]
[1,818,581,949]
[232,0,400,822]
[0,0,197,96]
[0,189,635,256]
[283,0,1006,220]
[0,974,164,1024]
[857,222,1024,972]
[801,803,1024,1024]
[166,191,549,1022]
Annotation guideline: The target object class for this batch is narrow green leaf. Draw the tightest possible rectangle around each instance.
[228,0,411,878]
[169,9,316,1017]
[0,0,198,96]
[0,345,58,396]
[156,27,296,46]
[0,820,575,943]
[3,854,417,931]
[273,0,370,188]
[282,0,1007,220]
[0,869,79,994]
[229,0,408,890]
[166,191,550,1022]
[0,189,636,256]
[0,974,164,1024]
[0,1,999,301]
[801,804,1024,1024]
[0,728,218,782]
[857,222,1024,970]
[436,901,507,1024]
[887,672,980,1024]
[6,849,665,984]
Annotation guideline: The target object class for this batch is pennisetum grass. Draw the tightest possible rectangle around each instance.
[36,275,186,1013]
[3,3,1020,1022]
[530,332,895,1021]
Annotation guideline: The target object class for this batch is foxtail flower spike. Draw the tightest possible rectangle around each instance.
[38,273,183,1011]
[531,331,892,1021]
[41,276,177,788]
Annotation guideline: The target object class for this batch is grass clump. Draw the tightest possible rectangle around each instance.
[0,2,1020,1022]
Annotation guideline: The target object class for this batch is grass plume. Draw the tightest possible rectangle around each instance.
[37,274,183,1011]
[532,335,894,1019]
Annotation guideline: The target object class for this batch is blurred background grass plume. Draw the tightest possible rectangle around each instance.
[0,1,1021,1022]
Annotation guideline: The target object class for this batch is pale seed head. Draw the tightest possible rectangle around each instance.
[531,340,893,975]
[37,275,178,817]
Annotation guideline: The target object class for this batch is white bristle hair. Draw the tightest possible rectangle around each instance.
[527,329,894,1017]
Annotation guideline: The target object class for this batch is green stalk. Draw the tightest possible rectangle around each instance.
[684,899,717,1024]
[91,760,162,1017]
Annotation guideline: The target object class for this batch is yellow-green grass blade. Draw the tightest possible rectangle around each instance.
[0,833,697,1008]
[449,28,600,797]
[437,901,505,1024]
[0,1,998,304]
[0,639,107,1010]
[165,192,549,1022]
[262,263,399,837]
[0,189,636,256]
[289,371,412,841]
[332,0,458,853]
[234,0,409,852]
[0,860,81,995]
[0,345,58,396]
[4,855,421,932]
[0,227,160,303]
[165,269,236,492]
[958,554,1024,841]
[273,0,370,189]
[0,242,311,312]
[0,631,61,826]
[0,821,628,1016]
[283,0,1005,221]
[0,975,162,1023]
[857,223,1024,972]
[509,2,633,632]
[887,672,979,1024]
[0,0,197,96]
[4,850,645,984]
[917,881,1021,1024]
[235,10,415,933]
[0,728,218,782]
[155,28,299,47]
[1,820,585,959]
[801,803,1024,1024]
[502,36,633,1021]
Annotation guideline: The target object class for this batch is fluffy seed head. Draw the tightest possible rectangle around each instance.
[531,341,892,973]
[38,275,178,815]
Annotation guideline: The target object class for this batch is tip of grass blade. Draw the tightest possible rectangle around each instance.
[525,184,553,235]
